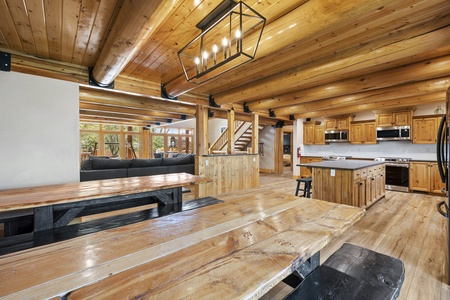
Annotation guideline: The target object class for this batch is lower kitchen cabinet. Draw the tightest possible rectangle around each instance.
[410,161,445,194]
[299,156,322,178]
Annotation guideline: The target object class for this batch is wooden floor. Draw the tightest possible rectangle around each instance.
[258,168,450,300]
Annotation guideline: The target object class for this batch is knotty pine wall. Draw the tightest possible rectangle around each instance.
[0,72,79,189]
[196,154,259,197]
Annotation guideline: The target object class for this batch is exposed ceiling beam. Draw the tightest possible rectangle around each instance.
[91,0,177,86]
[164,0,403,97]
[274,76,450,116]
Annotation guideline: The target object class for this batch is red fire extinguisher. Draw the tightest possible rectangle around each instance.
[297,147,301,159]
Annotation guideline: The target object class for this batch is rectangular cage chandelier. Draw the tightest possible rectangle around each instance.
[178,0,266,84]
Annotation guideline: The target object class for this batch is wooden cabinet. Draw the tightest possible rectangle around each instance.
[350,121,376,144]
[412,115,441,144]
[324,116,353,130]
[410,161,445,194]
[311,163,385,208]
[300,156,322,178]
[303,122,325,145]
[376,111,411,127]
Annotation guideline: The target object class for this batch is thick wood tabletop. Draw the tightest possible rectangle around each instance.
[0,173,210,212]
[0,189,364,299]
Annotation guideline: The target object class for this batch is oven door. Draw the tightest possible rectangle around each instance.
[385,163,409,192]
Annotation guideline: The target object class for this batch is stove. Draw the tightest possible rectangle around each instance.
[322,156,352,160]
[374,157,411,192]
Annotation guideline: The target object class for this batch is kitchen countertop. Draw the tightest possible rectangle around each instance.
[298,160,385,170]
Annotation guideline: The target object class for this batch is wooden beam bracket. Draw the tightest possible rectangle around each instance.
[0,51,11,72]
[209,95,221,108]
[89,67,114,89]
[161,84,178,100]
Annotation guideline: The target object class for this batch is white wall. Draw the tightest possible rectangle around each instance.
[292,102,446,162]
[0,72,79,189]
[259,125,275,170]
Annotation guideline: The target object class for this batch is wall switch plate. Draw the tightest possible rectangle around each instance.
[331,169,335,176]
[205,160,208,166]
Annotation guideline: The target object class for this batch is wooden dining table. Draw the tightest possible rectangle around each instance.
[0,186,364,299]
[0,173,211,232]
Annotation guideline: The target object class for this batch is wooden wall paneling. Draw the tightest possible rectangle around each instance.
[274,127,283,174]
[0,0,22,50]
[44,0,62,60]
[26,0,49,58]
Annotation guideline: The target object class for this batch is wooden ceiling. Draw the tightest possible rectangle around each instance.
[1,0,450,126]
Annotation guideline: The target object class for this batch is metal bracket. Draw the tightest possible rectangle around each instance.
[181,114,187,120]
[209,95,221,108]
[289,114,295,121]
[88,67,115,89]
[243,103,251,113]
[273,120,284,128]
[161,84,178,100]
[166,119,172,123]
[208,108,215,118]
[0,51,11,71]
[269,109,276,118]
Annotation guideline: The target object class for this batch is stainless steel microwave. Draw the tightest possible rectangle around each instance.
[376,126,411,141]
[324,130,349,142]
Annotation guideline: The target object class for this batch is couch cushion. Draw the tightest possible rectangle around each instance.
[131,158,162,168]
[80,169,128,181]
[127,166,169,177]
[92,159,131,170]
[168,164,195,174]
[80,159,93,170]
[161,155,192,166]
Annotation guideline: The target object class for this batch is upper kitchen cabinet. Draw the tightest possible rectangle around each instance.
[350,121,376,144]
[412,115,442,144]
[304,122,325,145]
[324,116,354,130]
[376,111,412,127]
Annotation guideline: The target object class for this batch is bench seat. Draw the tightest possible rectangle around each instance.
[284,243,405,300]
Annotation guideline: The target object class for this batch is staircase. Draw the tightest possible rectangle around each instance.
[209,122,264,154]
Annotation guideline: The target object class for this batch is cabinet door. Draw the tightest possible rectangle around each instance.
[314,126,325,145]
[337,119,349,130]
[376,114,393,127]
[350,124,363,144]
[324,119,337,130]
[364,123,377,144]
[430,163,446,194]
[376,171,385,199]
[412,117,437,144]
[304,124,315,145]
[394,112,410,126]
[409,162,430,192]
[353,180,366,207]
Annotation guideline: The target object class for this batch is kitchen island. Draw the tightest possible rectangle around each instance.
[299,160,386,208]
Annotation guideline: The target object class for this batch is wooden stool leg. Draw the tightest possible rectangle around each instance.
[295,180,301,196]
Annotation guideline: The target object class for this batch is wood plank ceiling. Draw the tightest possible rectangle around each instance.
[0,0,449,126]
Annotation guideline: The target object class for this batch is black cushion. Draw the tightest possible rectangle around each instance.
[161,155,192,166]
[80,169,128,181]
[80,159,93,170]
[92,159,131,170]
[131,158,162,168]
[153,153,163,158]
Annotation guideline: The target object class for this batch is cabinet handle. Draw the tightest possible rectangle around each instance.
[360,183,363,185]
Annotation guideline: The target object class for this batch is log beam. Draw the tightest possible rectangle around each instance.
[91,1,174,86]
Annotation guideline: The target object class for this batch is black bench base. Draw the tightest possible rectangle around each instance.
[284,243,405,300]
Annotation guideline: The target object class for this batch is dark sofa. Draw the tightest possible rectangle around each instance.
[80,154,195,181]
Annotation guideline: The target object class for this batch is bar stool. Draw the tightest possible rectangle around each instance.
[295,177,312,198]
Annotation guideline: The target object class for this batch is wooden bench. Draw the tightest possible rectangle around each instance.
[283,243,405,300]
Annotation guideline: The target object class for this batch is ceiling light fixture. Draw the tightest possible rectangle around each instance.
[178,0,265,84]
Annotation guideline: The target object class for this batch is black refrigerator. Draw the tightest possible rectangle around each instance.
[436,86,450,285]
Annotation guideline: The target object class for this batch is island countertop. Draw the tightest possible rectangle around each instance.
[298,160,385,170]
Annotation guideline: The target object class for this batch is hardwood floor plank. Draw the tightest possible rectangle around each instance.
[258,171,449,299]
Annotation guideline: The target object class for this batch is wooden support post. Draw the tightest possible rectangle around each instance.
[252,114,259,154]
[227,109,235,154]
[275,127,283,174]
[195,105,208,156]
